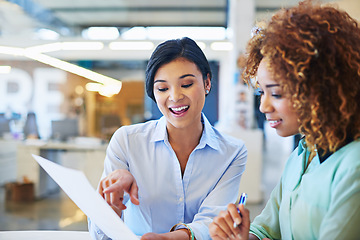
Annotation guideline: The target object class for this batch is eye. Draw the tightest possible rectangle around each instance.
[182,83,193,88]
[272,93,282,99]
[156,87,168,92]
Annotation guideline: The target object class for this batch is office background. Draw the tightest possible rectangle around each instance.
[0,0,359,232]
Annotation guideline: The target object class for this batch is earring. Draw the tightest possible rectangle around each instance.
[205,89,210,94]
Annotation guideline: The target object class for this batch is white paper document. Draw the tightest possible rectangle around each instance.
[32,154,138,240]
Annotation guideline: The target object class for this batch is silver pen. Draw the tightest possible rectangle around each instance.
[234,193,247,228]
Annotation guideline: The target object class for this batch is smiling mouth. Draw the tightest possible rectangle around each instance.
[169,105,189,114]
[268,119,282,128]
[268,120,281,124]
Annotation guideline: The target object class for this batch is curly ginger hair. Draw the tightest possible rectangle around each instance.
[242,0,360,153]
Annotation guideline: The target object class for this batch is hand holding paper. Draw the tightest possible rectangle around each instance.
[99,169,140,217]
[32,154,138,240]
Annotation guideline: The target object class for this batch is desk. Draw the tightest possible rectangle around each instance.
[0,231,91,240]
[16,141,107,198]
[0,140,18,186]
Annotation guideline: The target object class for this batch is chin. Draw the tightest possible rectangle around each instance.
[276,130,295,138]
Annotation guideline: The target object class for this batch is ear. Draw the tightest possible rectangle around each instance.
[205,74,211,92]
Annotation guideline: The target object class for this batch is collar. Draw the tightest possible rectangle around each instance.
[297,137,307,156]
[297,137,333,164]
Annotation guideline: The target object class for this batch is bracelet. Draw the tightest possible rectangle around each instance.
[170,223,195,240]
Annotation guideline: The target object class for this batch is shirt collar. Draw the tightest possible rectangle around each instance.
[297,137,307,156]
[150,113,220,150]
[297,137,332,164]
[198,113,220,150]
[151,116,168,143]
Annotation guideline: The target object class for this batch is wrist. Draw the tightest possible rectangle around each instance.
[170,223,195,240]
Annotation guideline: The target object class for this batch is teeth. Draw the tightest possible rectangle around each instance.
[171,106,188,112]
[269,120,281,124]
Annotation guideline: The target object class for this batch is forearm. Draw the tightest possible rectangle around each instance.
[165,229,192,240]
[141,229,192,240]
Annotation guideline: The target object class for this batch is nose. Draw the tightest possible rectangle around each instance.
[259,95,274,113]
[169,88,184,102]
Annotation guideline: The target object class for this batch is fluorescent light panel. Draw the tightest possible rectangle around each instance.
[26,42,104,53]
[0,46,24,56]
[82,27,120,40]
[35,28,60,40]
[85,82,102,92]
[0,45,121,97]
[0,65,11,73]
[109,41,154,50]
[121,27,227,41]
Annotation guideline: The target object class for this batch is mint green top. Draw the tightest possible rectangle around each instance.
[250,138,360,240]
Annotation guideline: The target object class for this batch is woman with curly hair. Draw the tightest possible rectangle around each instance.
[209,0,360,239]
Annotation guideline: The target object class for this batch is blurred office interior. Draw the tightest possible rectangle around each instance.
[0,0,359,232]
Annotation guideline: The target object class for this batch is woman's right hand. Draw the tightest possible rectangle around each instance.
[98,169,140,217]
[209,203,250,240]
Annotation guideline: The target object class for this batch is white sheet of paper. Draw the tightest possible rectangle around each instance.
[32,154,138,240]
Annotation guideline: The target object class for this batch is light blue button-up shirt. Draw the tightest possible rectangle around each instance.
[88,114,247,240]
[250,138,360,240]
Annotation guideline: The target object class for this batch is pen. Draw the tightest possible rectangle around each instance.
[234,193,247,228]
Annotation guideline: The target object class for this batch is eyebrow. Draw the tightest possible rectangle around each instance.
[265,84,280,88]
[154,79,166,84]
[180,74,196,79]
[154,74,196,84]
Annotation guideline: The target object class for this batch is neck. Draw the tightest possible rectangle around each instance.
[167,121,203,150]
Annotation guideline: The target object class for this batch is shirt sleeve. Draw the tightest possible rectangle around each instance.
[188,144,248,240]
[250,179,283,240]
[318,165,360,239]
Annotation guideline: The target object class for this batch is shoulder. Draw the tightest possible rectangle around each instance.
[203,116,246,149]
[212,126,246,146]
[333,139,360,170]
[205,125,248,159]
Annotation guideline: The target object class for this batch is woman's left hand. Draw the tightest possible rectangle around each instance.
[209,203,250,240]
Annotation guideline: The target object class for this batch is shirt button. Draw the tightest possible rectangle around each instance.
[179,197,183,202]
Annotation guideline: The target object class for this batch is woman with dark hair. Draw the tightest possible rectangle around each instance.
[209,1,360,239]
[88,37,247,240]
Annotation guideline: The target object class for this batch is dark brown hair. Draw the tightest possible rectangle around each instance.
[243,0,360,153]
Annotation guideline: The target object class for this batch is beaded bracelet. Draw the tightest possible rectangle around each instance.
[170,222,195,240]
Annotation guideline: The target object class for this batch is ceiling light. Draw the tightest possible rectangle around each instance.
[196,42,206,50]
[98,85,118,97]
[0,45,122,96]
[82,27,119,40]
[121,27,147,40]
[26,42,104,53]
[61,42,104,51]
[0,66,11,74]
[26,43,62,53]
[210,42,233,51]
[121,27,227,41]
[109,41,154,50]
[85,82,102,92]
[0,46,25,56]
[35,28,60,40]
[24,51,122,93]
[146,27,227,40]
